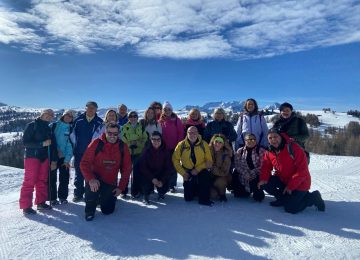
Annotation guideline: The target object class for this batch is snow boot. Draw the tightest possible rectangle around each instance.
[23,207,37,215]
[253,189,265,202]
[157,193,165,200]
[143,195,150,205]
[72,196,84,203]
[50,200,59,206]
[37,202,52,210]
[312,190,325,212]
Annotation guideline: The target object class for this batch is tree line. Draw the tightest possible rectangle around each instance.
[306,121,360,156]
[347,110,360,118]
[0,139,24,168]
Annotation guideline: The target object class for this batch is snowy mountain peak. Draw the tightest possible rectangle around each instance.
[264,102,281,111]
[183,100,246,113]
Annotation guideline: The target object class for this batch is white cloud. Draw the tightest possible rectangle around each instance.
[0,0,359,59]
[138,35,233,59]
[0,8,43,48]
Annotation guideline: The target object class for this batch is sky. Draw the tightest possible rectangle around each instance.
[0,0,359,111]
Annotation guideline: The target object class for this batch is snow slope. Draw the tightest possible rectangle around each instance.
[298,110,360,129]
[0,154,360,260]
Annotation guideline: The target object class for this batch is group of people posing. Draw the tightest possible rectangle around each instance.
[19,99,325,221]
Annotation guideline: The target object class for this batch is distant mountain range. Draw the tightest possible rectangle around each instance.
[0,100,282,116]
[182,101,281,113]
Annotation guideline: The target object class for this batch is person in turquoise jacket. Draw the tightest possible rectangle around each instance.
[49,109,76,205]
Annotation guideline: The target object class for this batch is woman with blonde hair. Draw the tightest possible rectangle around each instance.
[92,109,118,140]
[204,107,237,144]
[208,134,233,202]
[140,107,162,138]
[184,108,206,137]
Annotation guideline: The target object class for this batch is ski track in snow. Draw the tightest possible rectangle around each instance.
[0,154,360,259]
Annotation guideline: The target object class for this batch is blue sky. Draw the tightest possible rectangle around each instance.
[0,0,359,111]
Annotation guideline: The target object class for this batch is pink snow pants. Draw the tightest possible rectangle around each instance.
[19,158,49,209]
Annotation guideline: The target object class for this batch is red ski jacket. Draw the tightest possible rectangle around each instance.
[260,135,311,191]
[80,133,132,192]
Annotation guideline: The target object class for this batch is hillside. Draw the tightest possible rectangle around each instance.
[0,154,359,259]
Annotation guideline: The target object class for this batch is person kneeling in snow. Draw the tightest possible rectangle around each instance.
[80,123,132,221]
[258,128,325,214]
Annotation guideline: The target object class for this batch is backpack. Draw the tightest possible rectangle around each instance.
[287,141,310,164]
[95,139,125,169]
[267,141,309,164]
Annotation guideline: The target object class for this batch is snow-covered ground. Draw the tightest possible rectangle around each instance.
[0,154,359,259]
[298,110,360,129]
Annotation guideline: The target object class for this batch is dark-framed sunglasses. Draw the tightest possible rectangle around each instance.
[107,132,119,137]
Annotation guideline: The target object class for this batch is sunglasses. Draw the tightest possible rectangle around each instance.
[129,115,138,118]
[151,138,161,142]
[107,132,119,137]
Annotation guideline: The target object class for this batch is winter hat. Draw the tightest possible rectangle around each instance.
[163,101,173,111]
[40,109,54,117]
[62,109,76,118]
[86,101,98,108]
[279,102,293,112]
[268,127,281,135]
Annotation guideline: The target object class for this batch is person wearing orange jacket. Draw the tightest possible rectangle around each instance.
[258,128,325,214]
[80,123,132,221]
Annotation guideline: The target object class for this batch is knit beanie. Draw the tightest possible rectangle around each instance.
[163,101,173,111]
[62,109,76,117]
[40,109,54,117]
[268,127,281,135]
[60,109,76,120]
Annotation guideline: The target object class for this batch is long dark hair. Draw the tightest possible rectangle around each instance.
[244,98,259,113]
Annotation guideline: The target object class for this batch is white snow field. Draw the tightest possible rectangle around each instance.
[0,154,359,260]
